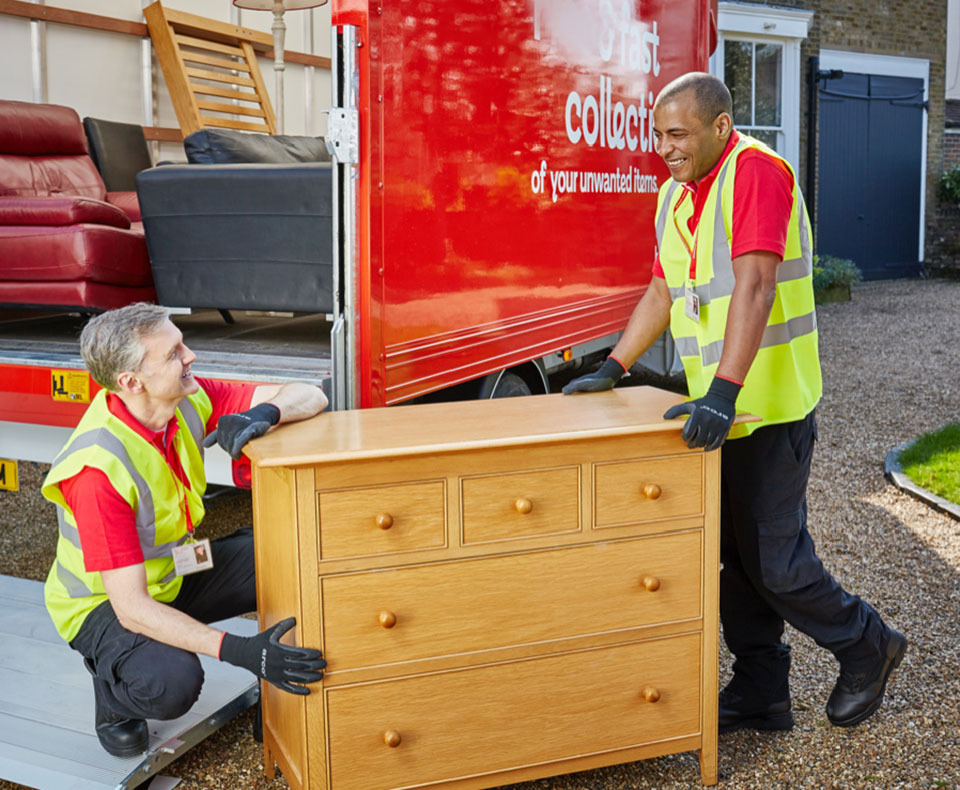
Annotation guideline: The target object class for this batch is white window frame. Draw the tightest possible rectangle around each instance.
[818,49,929,263]
[710,2,814,172]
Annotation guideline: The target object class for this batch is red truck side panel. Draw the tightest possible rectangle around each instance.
[352,1,708,405]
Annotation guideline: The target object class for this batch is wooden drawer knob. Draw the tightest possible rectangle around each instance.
[376,513,394,530]
[642,576,661,592]
[383,730,402,747]
[379,610,397,629]
[643,687,661,703]
[642,483,662,500]
[514,497,533,515]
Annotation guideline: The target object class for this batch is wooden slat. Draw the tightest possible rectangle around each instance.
[188,82,262,103]
[274,50,332,69]
[199,115,272,133]
[242,40,276,134]
[186,66,255,87]
[174,32,244,57]
[159,4,274,49]
[180,50,250,72]
[0,0,146,36]
[142,125,183,142]
[196,99,266,118]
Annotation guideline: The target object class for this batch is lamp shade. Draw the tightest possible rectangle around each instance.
[233,0,325,9]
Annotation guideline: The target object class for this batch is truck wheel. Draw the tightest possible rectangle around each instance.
[485,372,532,399]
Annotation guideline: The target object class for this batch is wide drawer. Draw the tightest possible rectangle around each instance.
[594,455,703,528]
[325,632,702,790]
[460,465,580,544]
[320,530,701,669]
[318,480,445,560]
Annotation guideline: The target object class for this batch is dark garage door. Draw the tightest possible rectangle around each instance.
[817,72,925,280]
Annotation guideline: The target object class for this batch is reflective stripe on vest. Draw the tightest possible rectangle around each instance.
[655,134,822,436]
[43,388,213,642]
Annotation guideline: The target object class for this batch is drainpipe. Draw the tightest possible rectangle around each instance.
[806,55,819,243]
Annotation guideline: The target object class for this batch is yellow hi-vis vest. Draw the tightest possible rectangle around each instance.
[43,387,213,643]
[655,134,822,439]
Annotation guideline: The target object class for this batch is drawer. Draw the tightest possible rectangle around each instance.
[325,632,702,790]
[318,481,445,560]
[594,455,702,528]
[320,531,701,669]
[460,465,580,543]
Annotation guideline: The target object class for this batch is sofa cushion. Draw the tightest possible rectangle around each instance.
[0,280,157,312]
[184,127,331,165]
[0,100,88,156]
[0,197,131,229]
[0,224,151,285]
[83,117,153,192]
[0,154,107,200]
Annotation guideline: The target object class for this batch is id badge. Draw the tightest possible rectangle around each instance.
[684,286,700,322]
[172,538,213,576]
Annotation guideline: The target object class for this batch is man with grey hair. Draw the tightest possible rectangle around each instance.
[43,303,328,757]
[565,72,904,733]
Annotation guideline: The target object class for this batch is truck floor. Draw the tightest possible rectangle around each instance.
[0,310,332,384]
[0,574,259,790]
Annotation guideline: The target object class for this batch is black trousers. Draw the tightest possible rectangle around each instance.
[719,413,886,702]
[70,527,256,721]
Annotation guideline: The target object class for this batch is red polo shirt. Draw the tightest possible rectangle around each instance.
[652,130,795,278]
[59,378,256,572]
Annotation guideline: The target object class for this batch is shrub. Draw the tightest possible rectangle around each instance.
[939,163,960,206]
[812,254,862,292]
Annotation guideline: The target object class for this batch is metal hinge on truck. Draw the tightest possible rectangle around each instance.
[325,107,359,164]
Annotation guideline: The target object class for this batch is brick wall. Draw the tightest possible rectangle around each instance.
[946,130,960,167]
[928,128,960,276]
[722,0,955,275]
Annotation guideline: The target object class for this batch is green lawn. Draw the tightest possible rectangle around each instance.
[899,423,960,506]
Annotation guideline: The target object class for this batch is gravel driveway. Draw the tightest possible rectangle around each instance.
[2,278,959,789]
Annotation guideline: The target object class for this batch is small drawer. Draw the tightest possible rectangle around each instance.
[318,481,445,560]
[594,455,702,528]
[320,530,701,669]
[460,465,580,544]
[325,632,702,790]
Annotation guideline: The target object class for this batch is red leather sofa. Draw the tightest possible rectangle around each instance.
[0,100,155,311]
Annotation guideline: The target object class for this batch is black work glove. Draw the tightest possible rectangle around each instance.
[562,357,627,394]
[203,402,280,460]
[219,617,325,695]
[663,376,742,451]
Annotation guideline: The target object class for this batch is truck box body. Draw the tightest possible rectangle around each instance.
[341,0,713,406]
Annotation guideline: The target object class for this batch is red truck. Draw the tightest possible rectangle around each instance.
[0,0,716,487]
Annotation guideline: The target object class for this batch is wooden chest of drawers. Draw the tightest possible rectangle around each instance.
[245,386,725,789]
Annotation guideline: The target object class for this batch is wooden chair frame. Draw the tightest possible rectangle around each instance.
[144,1,277,137]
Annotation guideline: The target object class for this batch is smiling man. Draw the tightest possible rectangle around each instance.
[564,73,906,733]
[42,303,328,757]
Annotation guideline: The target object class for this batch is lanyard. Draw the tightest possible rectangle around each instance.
[671,189,699,282]
[163,422,193,533]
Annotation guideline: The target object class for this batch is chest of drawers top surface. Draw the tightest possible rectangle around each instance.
[246,386,691,467]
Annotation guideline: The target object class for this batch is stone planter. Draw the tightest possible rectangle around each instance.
[814,283,851,304]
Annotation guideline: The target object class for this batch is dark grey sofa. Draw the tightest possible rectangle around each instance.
[136,129,333,313]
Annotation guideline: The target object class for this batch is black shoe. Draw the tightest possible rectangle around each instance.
[84,659,149,758]
[826,628,907,727]
[718,686,794,734]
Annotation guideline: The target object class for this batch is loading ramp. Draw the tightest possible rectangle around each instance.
[0,575,259,790]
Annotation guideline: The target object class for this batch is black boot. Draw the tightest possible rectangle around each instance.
[718,683,794,734]
[83,659,149,758]
[827,628,907,727]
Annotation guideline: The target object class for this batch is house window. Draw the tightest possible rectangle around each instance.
[710,3,813,171]
[724,40,783,151]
